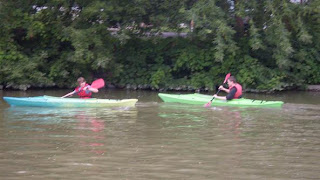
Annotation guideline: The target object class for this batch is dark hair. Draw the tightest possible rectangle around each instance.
[228,76,237,83]
[77,77,86,83]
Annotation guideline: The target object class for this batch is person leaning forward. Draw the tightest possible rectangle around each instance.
[212,76,242,100]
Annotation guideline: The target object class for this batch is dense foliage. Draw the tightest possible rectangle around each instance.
[0,0,319,91]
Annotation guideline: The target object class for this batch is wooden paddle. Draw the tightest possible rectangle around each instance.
[204,73,231,107]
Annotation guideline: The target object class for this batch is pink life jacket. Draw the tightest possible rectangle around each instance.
[229,83,242,99]
[75,84,92,99]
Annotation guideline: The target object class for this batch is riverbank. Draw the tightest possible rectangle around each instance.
[113,84,320,92]
[306,85,320,91]
[1,83,320,92]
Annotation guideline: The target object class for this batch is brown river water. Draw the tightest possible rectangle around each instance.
[0,89,319,180]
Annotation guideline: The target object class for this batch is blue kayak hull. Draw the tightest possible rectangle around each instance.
[3,96,138,108]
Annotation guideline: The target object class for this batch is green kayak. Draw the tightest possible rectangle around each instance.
[3,95,138,108]
[158,93,284,108]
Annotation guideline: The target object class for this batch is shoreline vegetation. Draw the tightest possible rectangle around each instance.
[1,83,320,93]
[1,1,319,92]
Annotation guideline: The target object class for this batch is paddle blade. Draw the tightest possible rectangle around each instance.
[204,101,212,107]
[223,73,231,84]
[91,78,105,89]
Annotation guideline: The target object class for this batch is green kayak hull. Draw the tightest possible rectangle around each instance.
[158,93,284,108]
[3,96,138,108]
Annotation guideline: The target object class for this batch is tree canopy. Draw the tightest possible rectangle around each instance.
[0,0,319,91]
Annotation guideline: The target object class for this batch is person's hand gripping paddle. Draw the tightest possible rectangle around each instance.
[204,73,231,107]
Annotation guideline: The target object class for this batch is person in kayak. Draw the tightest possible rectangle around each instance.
[61,77,99,98]
[212,76,242,100]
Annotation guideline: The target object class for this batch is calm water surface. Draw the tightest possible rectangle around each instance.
[0,89,319,180]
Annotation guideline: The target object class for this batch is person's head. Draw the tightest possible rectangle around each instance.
[77,77,86,87]
[227,76,237,86]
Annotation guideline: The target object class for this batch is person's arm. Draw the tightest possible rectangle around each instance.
[218,85,230,93]
[61,91,76,98]
[212,94,227,100]
[88,87,98,93]
[212,87,237,100]
[226,87,237,100]
[84,86,98,93]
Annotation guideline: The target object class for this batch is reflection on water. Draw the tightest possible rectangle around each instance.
[3,107,138,157]
[158,104,208,129]
[1,90,320,179]
[4,106,138,127]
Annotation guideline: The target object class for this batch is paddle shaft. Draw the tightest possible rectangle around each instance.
[204,73,231,107]
[210,73,230,101]
[210,88,221,102]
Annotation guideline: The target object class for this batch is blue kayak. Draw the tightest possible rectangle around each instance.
[3,96,138,108]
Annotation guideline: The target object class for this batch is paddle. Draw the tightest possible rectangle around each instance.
[91,78,105,89]
[204,73,231,107]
